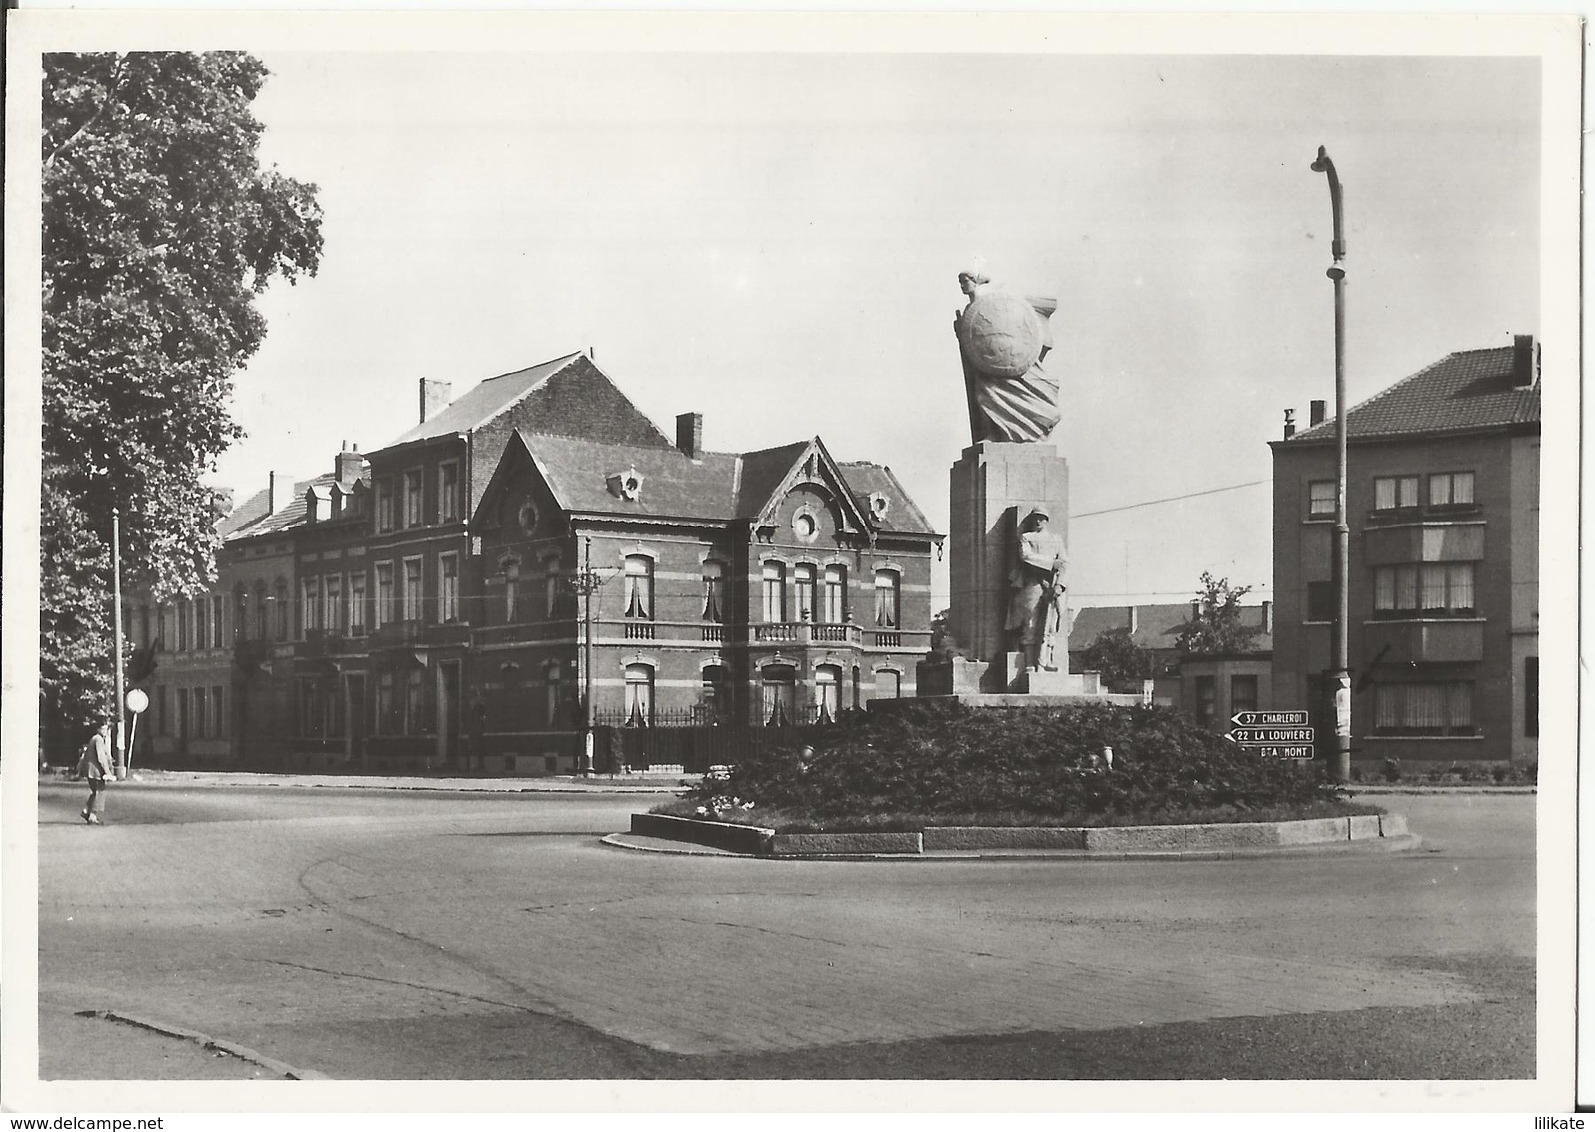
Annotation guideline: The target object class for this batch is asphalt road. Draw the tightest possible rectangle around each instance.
[34,781,1535,1082]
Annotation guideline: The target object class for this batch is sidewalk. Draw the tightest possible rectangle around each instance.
[37,766,696,794]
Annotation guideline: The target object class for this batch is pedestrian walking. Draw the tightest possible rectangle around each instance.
[76,721,113,826]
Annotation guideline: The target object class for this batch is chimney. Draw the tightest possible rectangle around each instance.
[676,412,703,459]
[1309,399,1327,427]
[1512,334,1537,387]
[268,471,296,515]
[1262,600,1273,634]
[1282,408,1296,440]
[419,378,451,424]
[335,440,366,487]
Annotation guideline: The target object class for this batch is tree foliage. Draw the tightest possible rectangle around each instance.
[1080,626,1154,692]
[39,51,323,750]
[1173,571,1262,656]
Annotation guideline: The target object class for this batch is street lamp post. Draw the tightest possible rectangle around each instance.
[1311,145,1353,784]
[565,536,616,776]
[111,507,127,778]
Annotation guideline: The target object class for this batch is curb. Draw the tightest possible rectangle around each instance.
[39,771,690,795]
[79,1009,327,1080]
[601,831,1426,861]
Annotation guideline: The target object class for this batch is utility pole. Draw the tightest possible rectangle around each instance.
[112,507,126,778]
[564,536,615,775]
[1311,145,1353,784]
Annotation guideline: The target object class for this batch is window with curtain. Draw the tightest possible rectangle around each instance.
[1194,675,1217,726]
[1230,674,1259,715]
[1428,471,1475,507]
[375,479,395,531]
[503,559,520,623]
[544,663,564,727]
[701,664,730,721]
[195,598,209,649]
[374,563,394,628]
[1308,480,1335,517]
[324,574,342,634]
[438,461,459,522]
[1374,475,1420,511]
[438,553,459,622]
[404,468,424,527]
[762,562,785,622]
[1374,682,1474,735]
[823,566,847,623]
[405,667,426,733]
[760,664,797,726]
[625,664,654,725]
[702,561,725,622]
[1373,563,1474,616]
[794,564,816,622]
[874,569,900,628]
[403,558,424,621]
[815,664,841,722]
[624,555,653,619]
[300,579,317,636]
[349,573,367,635]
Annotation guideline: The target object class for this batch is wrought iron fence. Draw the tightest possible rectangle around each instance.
[589,703,854,773]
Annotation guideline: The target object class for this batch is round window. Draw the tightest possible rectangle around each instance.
[793,512,817,540]
[517,500,539,534]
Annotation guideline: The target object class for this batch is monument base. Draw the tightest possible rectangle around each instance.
[877,691,1147,713]
[918,657,1123,700]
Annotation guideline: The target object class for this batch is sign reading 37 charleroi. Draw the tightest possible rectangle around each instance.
[1226,711,1315,759]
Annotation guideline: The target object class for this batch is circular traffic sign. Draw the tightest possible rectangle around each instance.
[125,688,149,714]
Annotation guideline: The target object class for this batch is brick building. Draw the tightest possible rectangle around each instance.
[1269,335,1540,767]
[129,351,939,774]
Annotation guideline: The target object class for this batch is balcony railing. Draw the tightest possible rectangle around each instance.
[623,621,656,640]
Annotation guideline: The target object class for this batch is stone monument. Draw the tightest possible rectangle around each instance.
[921,262,1139,705]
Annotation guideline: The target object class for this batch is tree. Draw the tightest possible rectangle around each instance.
[1174,572,1262,656]
[1079,627,1154,692]
[40,52,323,752]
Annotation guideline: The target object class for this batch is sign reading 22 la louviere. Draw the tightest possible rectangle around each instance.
[1226,711,1314,759]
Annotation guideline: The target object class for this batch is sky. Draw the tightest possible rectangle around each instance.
[216,49,1541,611]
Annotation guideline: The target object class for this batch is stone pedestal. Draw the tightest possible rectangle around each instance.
[947,440,1070,665]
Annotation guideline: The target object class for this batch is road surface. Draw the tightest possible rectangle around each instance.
[34,780,1534,1081]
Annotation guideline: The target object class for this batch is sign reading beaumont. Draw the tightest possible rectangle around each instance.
[925,261,1136,703]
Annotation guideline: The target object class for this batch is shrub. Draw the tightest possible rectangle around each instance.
[685,700,1340,823]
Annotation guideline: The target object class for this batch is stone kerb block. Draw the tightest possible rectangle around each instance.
[769,832,923,856]
[922,826,1087,850]
[1378,812,1409,837]
[1347,814,1382,840]
[1273,817,1351,845]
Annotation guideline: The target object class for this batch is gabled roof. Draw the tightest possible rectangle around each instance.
[221,473,331,541]
[473,428,940,538]
[837,461,938,536]
[1286,344,1540,444]
[386,352,587,447]
[1068,602,1273,655]
[735,437,874,536]
[512,432,743,520]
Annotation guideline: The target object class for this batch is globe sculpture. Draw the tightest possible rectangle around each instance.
[954,291,1047,379]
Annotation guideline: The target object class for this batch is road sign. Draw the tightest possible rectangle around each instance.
[1227,726,1315,745]
[1253,745,1314,760]
[1231,710,1310,728]
[125,688,149,714]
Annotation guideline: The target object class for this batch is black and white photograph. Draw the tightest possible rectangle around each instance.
[2,8,1581,1125]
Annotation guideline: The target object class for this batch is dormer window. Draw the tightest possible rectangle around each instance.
[868,492,890,522]
[607,467,644,501]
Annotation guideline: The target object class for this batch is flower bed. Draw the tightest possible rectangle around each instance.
[656,700,1371,834]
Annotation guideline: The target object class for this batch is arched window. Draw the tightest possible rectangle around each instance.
[701,663,730,722]
[760,664,797,726]
[874,569,901,628]
[815,664,842,723]
[875,669,902,701]
[623,556,653,619]
[793,564,816,622]
[624,663,654,726]
[762,562,786,622]
[503,558,521,623]
[823,565,847,623]
[702,561,725,622]
[544,662,564,727]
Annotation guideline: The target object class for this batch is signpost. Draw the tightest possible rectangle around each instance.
[1227,711,1315,759]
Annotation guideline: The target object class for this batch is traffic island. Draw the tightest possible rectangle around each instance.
[621,811,1414,858]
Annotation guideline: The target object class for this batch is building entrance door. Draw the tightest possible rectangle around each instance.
[438,661,461,768]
